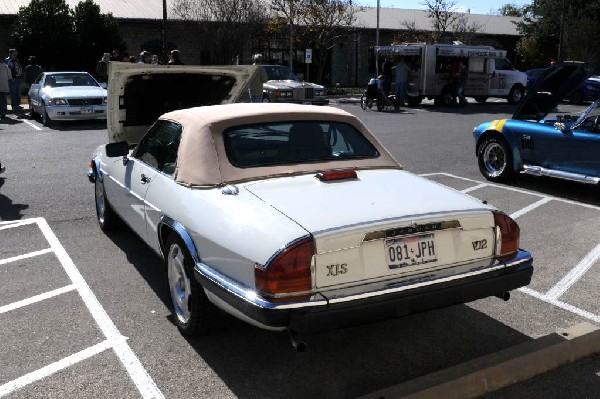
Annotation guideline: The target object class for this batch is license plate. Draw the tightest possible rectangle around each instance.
[386,234,437,269]
[80,107,94,113]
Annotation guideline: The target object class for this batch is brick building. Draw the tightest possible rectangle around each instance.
[0,1,523,87]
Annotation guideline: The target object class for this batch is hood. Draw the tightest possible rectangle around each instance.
[107,62,259,144]
[244,169,489,234]
[44,86,106,98]
[513,61,596,121]
[264,80,324,90]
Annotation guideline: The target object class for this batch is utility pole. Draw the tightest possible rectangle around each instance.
[557,0,565,61]
[162,0,168,57]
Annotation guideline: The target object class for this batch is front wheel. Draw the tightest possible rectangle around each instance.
[507,85,524,104]
[94,176,122,231]
[477,137,514,182]
[166,235,221,336]
[41,103,52,126]
[406,96,422,107]
[262,94,271,103]
[474,96,488,103]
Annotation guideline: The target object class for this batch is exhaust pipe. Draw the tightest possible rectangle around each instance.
[496,292,510,301]
[289,330,307,353]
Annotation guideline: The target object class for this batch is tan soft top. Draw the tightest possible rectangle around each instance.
[162,103,402,187]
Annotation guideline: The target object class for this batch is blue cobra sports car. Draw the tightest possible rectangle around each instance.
[474,61,600,184]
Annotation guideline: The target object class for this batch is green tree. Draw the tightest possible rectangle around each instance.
[515,0,600,67]
[73,0,124,73]
[9,0,74,70]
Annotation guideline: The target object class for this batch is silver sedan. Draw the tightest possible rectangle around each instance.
[28,71,107,125]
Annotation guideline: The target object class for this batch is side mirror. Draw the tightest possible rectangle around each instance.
[105,141,129,157]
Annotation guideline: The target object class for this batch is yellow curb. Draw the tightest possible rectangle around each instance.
[357,322,600,399]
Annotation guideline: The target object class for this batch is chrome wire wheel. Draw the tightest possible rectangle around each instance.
[168,243,192,324]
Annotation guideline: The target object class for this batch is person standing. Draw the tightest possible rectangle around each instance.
[95,53,110,83]
[381,57,393,95]
[138,51,151,64]
[249,53,268,103]
[168,50,184,65]
[5,49,23,113]
[394,57,410,107]
[0,61,9,174]
[24,56,43,87]
[0,61,10,119]
[457,61,468,105]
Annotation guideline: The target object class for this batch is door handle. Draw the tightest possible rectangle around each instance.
[140,174,151,184]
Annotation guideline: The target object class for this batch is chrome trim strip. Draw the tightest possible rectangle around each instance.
[159,216,201,263]
[522,164,600,185]
[194,250,532,311]
[363,219,462,242]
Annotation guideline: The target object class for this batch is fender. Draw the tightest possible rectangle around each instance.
[158,215,201,263]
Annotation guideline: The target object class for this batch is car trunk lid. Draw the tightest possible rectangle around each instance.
[245,169,497,289]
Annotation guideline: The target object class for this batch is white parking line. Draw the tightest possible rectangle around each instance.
[0,248,53,266]
[509,197,552,220]
[0,285,75,314]
[0,218,164,399]
[21,119,42,131]
[545,243,600,300]
[421,172,600,324]
[0,340,114,397]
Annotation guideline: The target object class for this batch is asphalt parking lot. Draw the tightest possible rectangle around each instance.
[1,100,599,398]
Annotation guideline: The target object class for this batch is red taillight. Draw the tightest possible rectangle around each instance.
[493,211,520,261]
[315,169,357,182]
[255,237,315,296]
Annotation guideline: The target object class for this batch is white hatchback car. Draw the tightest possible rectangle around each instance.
[88,63,533,351]
[28,71,107,125]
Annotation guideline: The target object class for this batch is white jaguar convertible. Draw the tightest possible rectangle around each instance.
[88,63,533,351]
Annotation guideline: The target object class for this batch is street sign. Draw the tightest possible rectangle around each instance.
[305,49,312,64]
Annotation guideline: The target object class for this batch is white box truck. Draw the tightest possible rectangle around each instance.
[376,43,527,106]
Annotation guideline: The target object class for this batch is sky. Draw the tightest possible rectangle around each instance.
[359,0,533,15]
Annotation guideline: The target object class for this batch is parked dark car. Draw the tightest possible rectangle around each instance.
[526,67,600,104]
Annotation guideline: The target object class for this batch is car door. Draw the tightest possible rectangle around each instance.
[568,112,600,175]
[127,120,184,243]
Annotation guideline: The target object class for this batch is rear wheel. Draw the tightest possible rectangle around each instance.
[478,137,514,182]
[262,94,271,103]
[360,93,368,110]
[474,96,488,103]
[507,85,524,104]
[166,235,222,336]
[438,87,456,106]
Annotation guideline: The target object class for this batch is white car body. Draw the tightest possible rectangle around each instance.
[28,71,107,125]
[88,63,533,349]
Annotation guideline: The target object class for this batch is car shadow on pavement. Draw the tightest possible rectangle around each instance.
[498,175,600,207]
[0,178,30,221]
[185,304,533,399]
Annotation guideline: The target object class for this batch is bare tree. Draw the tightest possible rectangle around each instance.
[171,0,265,64]
[270,0,302,69]
[450,12,485,44]
[270,0,359,83]
[421,0,460,42]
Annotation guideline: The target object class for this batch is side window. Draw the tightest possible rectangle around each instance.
[495,59,514,71]
[132,120,182,175]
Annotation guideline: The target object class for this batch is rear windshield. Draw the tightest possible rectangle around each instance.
[223,121,380,168]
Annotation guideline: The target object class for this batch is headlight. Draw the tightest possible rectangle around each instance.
[103,97,107,104]
[275,90,293,98]
[48,98,68,106]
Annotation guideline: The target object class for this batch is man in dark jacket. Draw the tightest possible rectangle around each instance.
[4,49,23,112]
